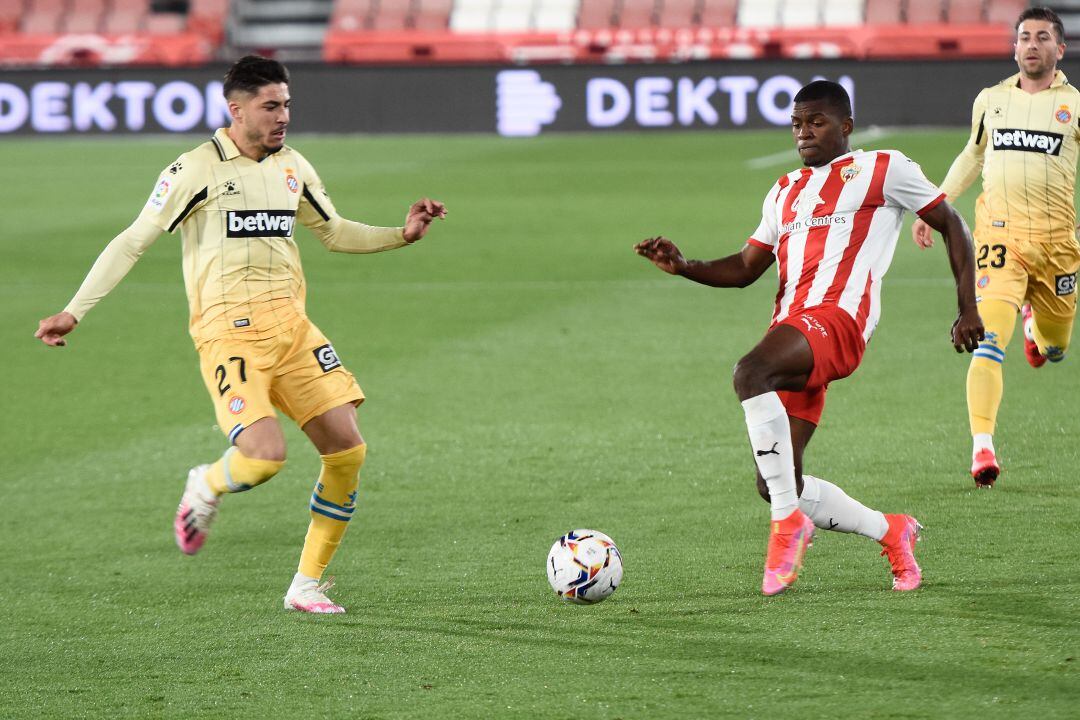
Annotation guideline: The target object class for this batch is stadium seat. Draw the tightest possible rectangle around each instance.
[533,0,577,31]
[63,0,108,33]
[781,0,820,28]
[822,0,862,26]
[413,0,453,30]
[985,0,1025,26]
[737,0,781,28]
[331,0,375,30]
[905,0,943,24]
[946,0,984,24]
[617,0,656,29]
[698,0,737,28]
[22,0,66,35]
[372,0,412,31]
[864,0,901,25]
[659,0,698,28]
[450,0,496,31]
[188,0,229,42]
[492,0,534,32]
[145,12,188,34]
[578,0,618,28]
[0,0,21,34]
[102,0,150,34]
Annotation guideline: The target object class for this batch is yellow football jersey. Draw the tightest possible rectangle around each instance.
[940,70,1080,244]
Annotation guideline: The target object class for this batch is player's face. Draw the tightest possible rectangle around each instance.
[232,83,291,155]
[1014,20,1064,80]
[790,101,852,167]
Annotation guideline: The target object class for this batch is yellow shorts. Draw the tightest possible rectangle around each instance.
[973,230,1080,323]
[196,318,364,442]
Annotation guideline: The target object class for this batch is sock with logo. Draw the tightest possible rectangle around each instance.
[742,392,798,521]
[1026,308,1073,362]
[298,444,367,579]
[967,299,1016,437]
[204,446,285,496]
[798,474,888,541]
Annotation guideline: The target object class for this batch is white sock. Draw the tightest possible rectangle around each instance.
[742,392,798,521]
[973,433,994,458]
[799,474,888,541]
[289,572,319,592]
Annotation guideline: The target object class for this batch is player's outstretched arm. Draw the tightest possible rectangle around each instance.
[35,312,78,347]
[919,201,984,353]
[403,198,447,244]
[634,236,774,288]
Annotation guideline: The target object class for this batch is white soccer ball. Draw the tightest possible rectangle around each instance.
[546,529,623,604]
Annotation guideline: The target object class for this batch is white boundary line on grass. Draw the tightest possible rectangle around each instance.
[745,125,893,169]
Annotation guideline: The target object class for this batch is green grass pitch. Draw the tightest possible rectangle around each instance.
[2,129,1078,719]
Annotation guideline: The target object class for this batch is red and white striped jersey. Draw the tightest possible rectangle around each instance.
[749,149,945,343]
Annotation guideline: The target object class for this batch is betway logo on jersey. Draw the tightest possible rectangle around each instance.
[991,128,1063,155]
[226,210,296,238]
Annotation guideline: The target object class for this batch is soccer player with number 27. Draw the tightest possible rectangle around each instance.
[35,56,447,614]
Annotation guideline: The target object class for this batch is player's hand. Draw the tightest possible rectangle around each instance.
[951,306,984,353]
[35,311,78,347]
[403,198,447,243]
[911,218,934,249]
[634,236,689,276]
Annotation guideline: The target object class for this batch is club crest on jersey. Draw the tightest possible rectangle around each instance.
[1056,105,1072,124]
[840,164,861,183]
[313,344,342,372]
[228,396,246,414]
[977,274,990,289]
[285,174,299,193]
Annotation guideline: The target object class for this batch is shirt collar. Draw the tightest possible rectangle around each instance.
[1009,70,1069,89]
[212,128,242,161]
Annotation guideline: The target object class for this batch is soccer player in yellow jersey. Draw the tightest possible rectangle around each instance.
[911,7,1080,488]
[34,56,447,613]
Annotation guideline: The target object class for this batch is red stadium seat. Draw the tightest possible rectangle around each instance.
[659,0,698,29]
[985,0,1025,26]
[63,0,108,33]
[0,1,23,34]
[145,12,187,34]
[864,0,901,25]
[698,0,736,28]
[945,0,984,24]
[413,0,451,29]
[618,0,657,29]
[905,0,943,25]
[579,0,618,29]
[22,0,66,35]
[102,0,150,33]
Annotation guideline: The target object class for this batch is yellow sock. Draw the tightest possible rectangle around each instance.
[298,444,366,579]
[1027,309,1073,363]
[204,446,285,496]
[967,299,1017,436]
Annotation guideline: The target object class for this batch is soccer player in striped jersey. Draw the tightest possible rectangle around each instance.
[35,56,447,613]
[636,80,984,595]
[910,7,1080,488]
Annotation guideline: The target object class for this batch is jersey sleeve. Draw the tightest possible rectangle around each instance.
[135,155,209,234]
[938,88,989,201]
[748,180,781,251]
[62,216,163,322]
[294,151,407,253]
[883,151,946,217]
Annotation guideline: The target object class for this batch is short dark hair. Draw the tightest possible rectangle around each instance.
[793,80,851,118]
[223,55,289,98]
[1017,6,1065,44]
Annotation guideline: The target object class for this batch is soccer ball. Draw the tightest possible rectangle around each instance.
[546,529,623,604]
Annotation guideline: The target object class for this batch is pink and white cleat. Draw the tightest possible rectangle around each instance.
[174,465,219,555]
[761,509,815,596]
[284,576,345,614]
[971,448,1000,489]
[879,514,923,591]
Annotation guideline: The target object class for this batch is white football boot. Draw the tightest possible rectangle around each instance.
[174,465,219,555]
[284,575,345,614]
